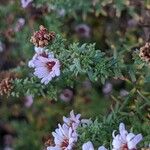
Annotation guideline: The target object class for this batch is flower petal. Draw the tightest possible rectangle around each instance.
[82,141,94,150]
[128,134,143,149]
[98,146,107,150]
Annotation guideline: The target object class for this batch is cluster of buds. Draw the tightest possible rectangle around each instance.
[30,25,55,47]
[0,77,13,96]
[139,42,150,63]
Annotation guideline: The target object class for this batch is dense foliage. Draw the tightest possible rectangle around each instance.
[0,0,149,150]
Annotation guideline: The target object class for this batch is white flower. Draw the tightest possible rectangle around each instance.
[102,82,112,95]
[47,124,77,150]
[63,110,92,130]
[82,141,107,150]
[28,46,60,84]
[24,95,33,108]
[63,110,81,130]
[21,0,32,8]
[112,123,143,150]
[47,111,92,150]
[14,18,25,32]
[33,56,60,84]
[119,89,129,97]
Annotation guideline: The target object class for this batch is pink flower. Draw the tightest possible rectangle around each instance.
[63,110,81,130]
[63,110,92,130]
[75,24,91,38]
[47,124,77,150]
[47,111,91,150]
[28,47,60,84]
[21,0,32,8]
[112,123,143,150]
[14,18,25,32]
[60,88,74,102]
[28,47,54,68]
[102,82,112,95]
[24,95,33,108]
[33,56,60,84]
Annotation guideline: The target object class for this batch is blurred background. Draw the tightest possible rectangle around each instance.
[0,0,150,149]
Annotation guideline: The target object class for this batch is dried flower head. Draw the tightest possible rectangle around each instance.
[0,77,13,96]
[42,135,54,147]
[139,42,150,63]
[44,138,53,147]
[0,71,19,81]
[4,28,15,41]
[30,25,55,47]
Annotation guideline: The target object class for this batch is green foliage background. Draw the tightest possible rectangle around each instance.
[0,0,149,149]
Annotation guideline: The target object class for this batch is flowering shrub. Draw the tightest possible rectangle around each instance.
[0,0,150,150]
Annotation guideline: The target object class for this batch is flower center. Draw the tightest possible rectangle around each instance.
[64,92,70,98]
[61,139,69,150]
[121,144,128,150]
[78,27,86,34]
[46,61,56,71]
